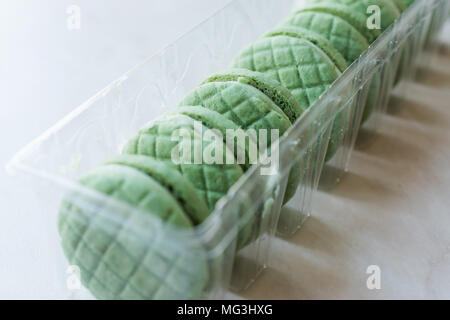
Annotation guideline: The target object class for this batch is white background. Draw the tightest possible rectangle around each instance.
[0,0,228,299]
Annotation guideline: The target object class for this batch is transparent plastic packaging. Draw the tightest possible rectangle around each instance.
[7,0,449,299]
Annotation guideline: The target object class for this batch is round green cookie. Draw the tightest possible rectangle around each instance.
[58,164,209,300]
[281,4,370,65]
[198,70,307,202]
[308,0,400,34]
[247,26,346,163]
[202,68,304,123]
[180,81,291,149]
[306,1,402,85]
[122,114,244,213]
[280,6,380,124]
[293,1,395,119]
[308,0,404,86]
[232,35,341,111]
[168,106,265,248]
[231,33,342,161]
[173,105,289,247]
[265,26,348,73]
[179,81,301,203]
[121,113,260,248]
[262,26,350,162]
[176,106,241,137]
[280,7,379,123]
[293,2,380,44]
[173,106,250,169]
[104,154,210,225]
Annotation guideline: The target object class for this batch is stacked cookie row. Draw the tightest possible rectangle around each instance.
[58,0,416,300]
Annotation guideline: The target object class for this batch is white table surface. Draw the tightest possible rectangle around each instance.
[1,1,449,300]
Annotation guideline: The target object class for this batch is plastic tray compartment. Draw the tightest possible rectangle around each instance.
[7,0,450,299]
[280,0,450,236]
[356,0,449,149]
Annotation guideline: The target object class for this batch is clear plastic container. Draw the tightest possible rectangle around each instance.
[6,0,449,299]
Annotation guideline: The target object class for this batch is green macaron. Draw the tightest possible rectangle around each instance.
[170,106,261,248]
[308,0,400,33]
[202,69,304,123]
[232,33,341,111]
[122,114,244,213]
[180,81,291,149]
[198,70,306,203]
[307,1,404,86]
[293,1,381,44]
[280,6,379,123]
[265,26,348,73]
[281,4,370,65]
[180,80,302,202]
[232,26,347,162]
[174,106,250,169]
[195,69,303,203]
[122,112,264,249]
[262,26,350,162]
[58,164,209,300]
[104,154,210,225]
